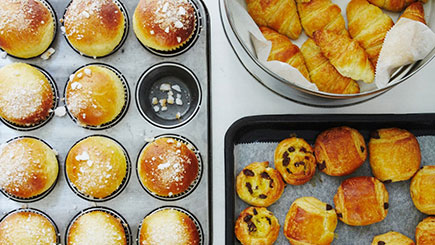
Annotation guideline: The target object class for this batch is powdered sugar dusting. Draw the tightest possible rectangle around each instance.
[0,0,52,33]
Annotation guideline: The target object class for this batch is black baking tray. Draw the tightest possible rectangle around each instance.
[224,114,435,244]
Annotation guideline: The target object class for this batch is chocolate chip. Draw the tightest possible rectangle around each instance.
[288,147,295,152]
[300,147,307,153]
[383,179,392,184]
[371,131,380,139]
[283,151,289,158]
[259,194,267,199]
[247,221,257,232]
[253,208,258,215]
[304,156,310,160]
[269,179,274,188]
[255,186,258,190]
[337,213,342,218]
[266,217,271,225]
[243,214,252,222]
[294,161,305,167]
[360,146,365,152]
[260,172,271,180]
[246,183,253,194]
[318,161,326,170]
[326,204,333,210]
[243,169,255,177]
[384,203,389,209]
[283,157,290,167]
[378,241,385,245]
[286,168,292,174]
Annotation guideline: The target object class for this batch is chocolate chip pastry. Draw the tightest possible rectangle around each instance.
[371,231,415,245]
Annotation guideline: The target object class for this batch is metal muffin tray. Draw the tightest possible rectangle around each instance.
[0,0,211,244]
[219,0,435,107]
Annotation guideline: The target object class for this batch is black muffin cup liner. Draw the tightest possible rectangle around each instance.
[0,0,58,60]
[65,206,132,245]
[64,134,131,202]
[0,65,59,131]
[136,0,202,57]
[0,207,61,244]
[0,136,60,203]
[136,206,204,245]
[62,0,129,59]
[63,63,131,130]
[136,134,203,201]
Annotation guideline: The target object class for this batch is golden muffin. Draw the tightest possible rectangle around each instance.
[0,137,58,200]
[65,136,128,199]
[0,0,55,58]
[410,166,435,215]
[284,196,337,245]
[274,137,316,185]
[67,210,127,245]
[235,206,280,245]
[0,210,57,244]
[65,65,126,128]
[236,161,285,207]
[133,0,197,51]
[416,217,435,245]
[372,231,415,245]
[314,126,367,176]
[369,128,421,182]
[0,63,55,127]
[137,137,199,197]
[139,208,200,245]
[334,176,389,226]
[63,0,126,57]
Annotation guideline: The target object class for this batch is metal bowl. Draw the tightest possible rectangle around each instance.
[219,0,435,107]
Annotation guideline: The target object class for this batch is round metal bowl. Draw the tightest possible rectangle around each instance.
[219,0,435,107]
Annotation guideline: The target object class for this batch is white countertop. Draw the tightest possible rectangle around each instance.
[208,0,435,244]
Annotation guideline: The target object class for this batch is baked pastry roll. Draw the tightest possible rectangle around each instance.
[314,126,367,176]
[297,0,348,38]
[372,231,415,245]
[274,137,316,185]
[400,2,426,24]
[284,197,337,245]
[0,0,55,58]
[368,0,418,12]
[260,27,310,81]
[415,217,435,245]
[235,206,280,245]
[369,128,421,182]
[334,176,389,226]
[347,0,394,66]
[410,166,435,215]
[246,0,302,39]
[301,38,360,94]
[313,30,375,84]
[236,161,285,207]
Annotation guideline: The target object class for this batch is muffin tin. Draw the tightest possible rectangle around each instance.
[0,0,210,244]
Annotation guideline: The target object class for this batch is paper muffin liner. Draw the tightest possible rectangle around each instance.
[136,206,204,245]
[65,206,132,245]
[0,208,61,244]
[136,134,203,201]
[63,63,131,130]
[64,135,131,202]
[0,65,59,131]
[61,0,129,58]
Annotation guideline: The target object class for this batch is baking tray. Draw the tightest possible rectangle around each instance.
[0,0,211,244]
[225,114,435,244]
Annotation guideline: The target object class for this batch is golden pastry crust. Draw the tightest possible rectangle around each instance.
[372,231,415,245]
[133,0,196,51]
[0,137,58,199]
[368,0,416,12]
[0,0,55,58]
[235,206,280,245]
[369,128,421,182]
[67,210,127,245]
[400,2,426,24]
[416,217,435,245]
[284,197,337,245]
[65,136,127,199]
[334,176,389,226]
[138,137,199,197]
[274,137,316,185]
[0,211,57,244]
[236,161,285,207]
[139,209,200,245]
[0,63,54,127]
[64,0,125,57]
[314,126,367,176]
[410,166,435,215]
[65,65,126,127]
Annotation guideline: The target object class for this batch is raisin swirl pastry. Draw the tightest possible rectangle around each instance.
[274,137,316,185]
[236,162,285,207]
[235,206,280,245]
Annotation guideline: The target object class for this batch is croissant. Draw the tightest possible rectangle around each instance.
[347,0,394,66]
[313,29,375,84]
[400,2,426,24]
[367,0,418,12]
[260,27,311,80]
[297,0,348,37]
[247,0,302,39]
[301,39,360,94]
